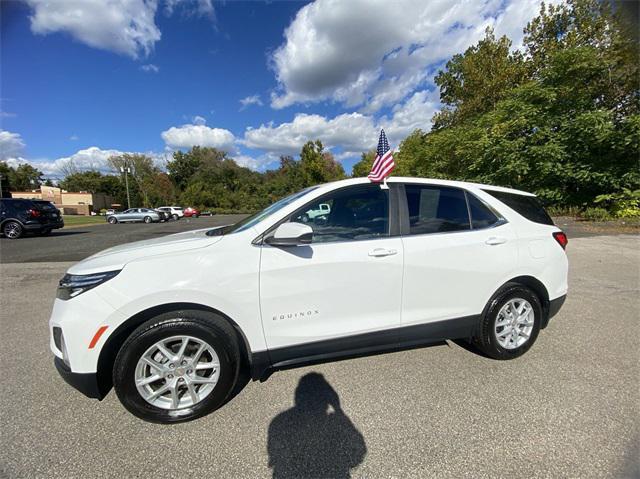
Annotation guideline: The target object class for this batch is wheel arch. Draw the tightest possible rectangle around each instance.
[96,302,252,399]
[485,275,551,329]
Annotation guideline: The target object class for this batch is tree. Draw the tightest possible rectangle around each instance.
[433,28,528,129]
[10,164,44,191]
[108,153,160,207]
[395,0,639,209]
[298,140,345,186]
[351,151,376,178]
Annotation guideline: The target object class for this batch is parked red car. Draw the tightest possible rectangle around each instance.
[183,207,200,218]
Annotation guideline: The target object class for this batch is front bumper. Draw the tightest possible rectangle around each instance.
[54,357,105,399]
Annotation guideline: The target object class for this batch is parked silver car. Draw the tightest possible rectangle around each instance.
[106,208,161,224]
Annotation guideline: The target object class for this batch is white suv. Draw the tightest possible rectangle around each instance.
[50,178,568,423]
[157,206,184,220]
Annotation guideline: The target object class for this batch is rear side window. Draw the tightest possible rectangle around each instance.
[405,185,470,234]
[483,190,554,225]
[466,193,502,229]
[34,201,56,211]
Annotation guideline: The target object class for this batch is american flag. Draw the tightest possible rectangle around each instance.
[368,129,395,182]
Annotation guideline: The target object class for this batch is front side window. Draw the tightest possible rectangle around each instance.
[405,185,470,235]
[290,185,389,243]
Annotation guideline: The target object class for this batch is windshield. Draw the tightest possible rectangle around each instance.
[207,186,318,236]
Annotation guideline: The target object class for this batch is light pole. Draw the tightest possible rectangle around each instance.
[0,173,3,198]
[120,166,131,209]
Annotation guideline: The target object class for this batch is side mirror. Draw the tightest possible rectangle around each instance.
[265,222,313,247]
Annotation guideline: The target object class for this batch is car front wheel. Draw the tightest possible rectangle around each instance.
[113,310,241,423]
[474,284,542,360]
[2,221,23,239]
[172,214,179,221]
[108,217,118,224]
[144,216,152,224]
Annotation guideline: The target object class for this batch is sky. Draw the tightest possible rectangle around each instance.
[0,0,561,179]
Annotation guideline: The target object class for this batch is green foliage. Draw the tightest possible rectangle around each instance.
[433,28,528,129]
[582,207,611,221]
[594,189,640,218]
[395,0,639,212]
[0,162,44,191]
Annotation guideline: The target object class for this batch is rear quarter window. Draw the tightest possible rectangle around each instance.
[483,190,554,225]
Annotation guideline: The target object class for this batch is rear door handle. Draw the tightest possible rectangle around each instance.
[485,237,507,246]
[368,248,397,257]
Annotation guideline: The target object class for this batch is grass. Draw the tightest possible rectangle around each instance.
[62,215,107,226]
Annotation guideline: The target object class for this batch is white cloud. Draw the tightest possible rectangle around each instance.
[25,0,161,59]
[243,112,377,157]
[164,0,214,18]
[239,94,263,110]
[233,154,278,171]
[0,130,26,160]
[270,0,561,111]
[140,63,159,73]
[192,115,206,125]
[25,0,216,59]
[161,123,236,152]
[0,111,16,118]
[69,135,79,141]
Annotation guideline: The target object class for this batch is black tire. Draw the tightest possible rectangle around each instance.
[2,221,23,239]
[143,216,152,224]
[108,217,118,224]
[172,214,179,221]
[193,214,199,218]
[473,283,542,360]
[113,310,241,424]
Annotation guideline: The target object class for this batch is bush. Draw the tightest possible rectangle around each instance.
[594,189,640,218]
[582,207,611,221]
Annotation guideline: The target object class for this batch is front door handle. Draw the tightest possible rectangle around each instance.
[485,237,507,246]
[368,248,397,257]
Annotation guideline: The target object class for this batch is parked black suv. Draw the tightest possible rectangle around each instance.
[0,199,64,239]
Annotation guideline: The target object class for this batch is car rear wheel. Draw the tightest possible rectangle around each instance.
[113,310,241,423]
[108,217,118,224]
[3,221,23,239]
[172,214,179,221]
[473,284,541,360]
[144,216,152,224]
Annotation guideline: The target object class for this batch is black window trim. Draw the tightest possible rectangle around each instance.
[398,183,508,238]
[253,183,402,246]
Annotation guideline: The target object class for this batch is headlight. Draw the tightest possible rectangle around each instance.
[57,270,120,300]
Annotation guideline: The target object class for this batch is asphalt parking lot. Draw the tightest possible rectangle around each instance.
[0,221,638,478]
[0,215,247,263]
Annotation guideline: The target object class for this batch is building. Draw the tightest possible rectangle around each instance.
[10,186,115,216]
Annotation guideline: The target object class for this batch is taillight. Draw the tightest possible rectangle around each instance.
[553,231,568,250]
[28,208,41,218]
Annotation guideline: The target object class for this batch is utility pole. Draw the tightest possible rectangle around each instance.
[120,166,131,209]
[0,173,3,198]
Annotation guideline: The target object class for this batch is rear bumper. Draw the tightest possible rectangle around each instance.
[23,220,64,231]
[54,357,104,400]
[542,294,566,329]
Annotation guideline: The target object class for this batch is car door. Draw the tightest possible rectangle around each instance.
[259,183,404,355]
[399,184,518,327]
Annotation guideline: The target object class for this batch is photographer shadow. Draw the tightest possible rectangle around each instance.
[267,373,367,479]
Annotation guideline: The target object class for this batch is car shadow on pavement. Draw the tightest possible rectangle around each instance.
[267,373,367,479]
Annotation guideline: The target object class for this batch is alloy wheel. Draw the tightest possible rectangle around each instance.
[134,335,220,410]
[3,222,22,239]
[494,298,535,350]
